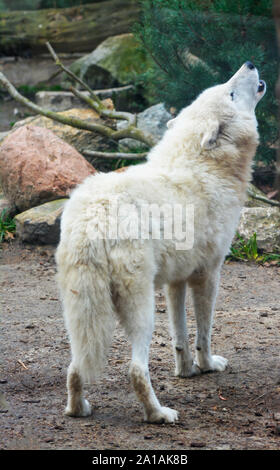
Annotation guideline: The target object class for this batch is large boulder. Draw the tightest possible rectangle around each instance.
[0,125,96,212]
[14,165,126,245]
[238,206,280,252]
[12,104,116,155]
[62,33,152,92]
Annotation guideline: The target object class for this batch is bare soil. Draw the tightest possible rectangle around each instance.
[0,241,279,450]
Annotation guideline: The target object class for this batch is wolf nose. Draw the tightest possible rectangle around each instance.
[245,61,255,70]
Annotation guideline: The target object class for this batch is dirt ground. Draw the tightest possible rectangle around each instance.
[0,241,279,451]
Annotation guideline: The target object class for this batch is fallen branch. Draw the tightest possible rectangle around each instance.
[0,71,112,135]
[94,84,135,99]
[47,41,143,132]
[0,41,156,149]
[0,71,155,148]
[83,149,147,160]
[46,41,103,106]
[247,187,280,207]
[70,86,136,126]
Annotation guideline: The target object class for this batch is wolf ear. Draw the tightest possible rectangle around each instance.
[201,121,220,150]
[167,117,177,129]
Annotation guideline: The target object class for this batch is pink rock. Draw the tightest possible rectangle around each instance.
[0,125,96,212]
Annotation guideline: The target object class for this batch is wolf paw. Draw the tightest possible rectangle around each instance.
[65,398,92,417]
[175,361,201,378]
[197,355,228,373]
[145,406,179,424]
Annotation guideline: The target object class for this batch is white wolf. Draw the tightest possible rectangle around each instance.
[56,62,266,424]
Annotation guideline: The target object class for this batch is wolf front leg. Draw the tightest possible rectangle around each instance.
[189,269,228,373]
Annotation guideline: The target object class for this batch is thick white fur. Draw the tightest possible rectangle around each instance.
[56,63,265,424]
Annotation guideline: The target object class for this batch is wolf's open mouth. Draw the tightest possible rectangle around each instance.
[258,80,265,93]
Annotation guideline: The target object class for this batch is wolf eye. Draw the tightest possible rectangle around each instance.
[230,91,234,100]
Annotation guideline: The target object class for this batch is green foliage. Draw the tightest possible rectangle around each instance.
[229,232,259,261]
[112,146,147,170]
[0,209,16,244]
[229,232,280,265]
[17,84,63,99]
[112,158,143,170]
[135,0,278,165]
[0,0,41,10]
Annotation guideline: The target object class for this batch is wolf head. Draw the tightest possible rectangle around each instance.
[166,62,266,151]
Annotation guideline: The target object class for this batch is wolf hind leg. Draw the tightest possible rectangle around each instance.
[116,281,178,424]
[65,362,92,417]
[58,261,115,418]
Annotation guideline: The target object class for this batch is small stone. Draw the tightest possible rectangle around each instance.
[190,441,206,448]
[15,199,67,245]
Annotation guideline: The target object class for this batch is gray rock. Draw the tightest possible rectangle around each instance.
[35,91,82,113]
[238,206,280,252]
[62,33,152,91]
[15,199,67,245]
[118,103,172,150]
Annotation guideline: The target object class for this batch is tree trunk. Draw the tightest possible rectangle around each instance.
[0,0,140,55]
[274,0,280,199]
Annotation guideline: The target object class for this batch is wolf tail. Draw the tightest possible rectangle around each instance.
[56,241,116,383]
